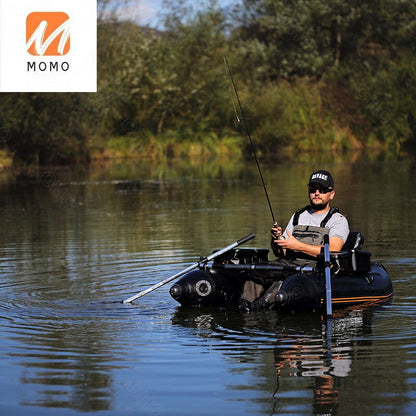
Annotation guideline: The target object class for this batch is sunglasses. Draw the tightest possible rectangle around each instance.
[308,185,333,194]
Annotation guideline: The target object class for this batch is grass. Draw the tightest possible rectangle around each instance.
[89,131,244,161]
[0,149,13,169]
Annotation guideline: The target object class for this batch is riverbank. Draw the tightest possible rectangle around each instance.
[0,133,409,173]
[87,123,396,163]
[88,132,244,161]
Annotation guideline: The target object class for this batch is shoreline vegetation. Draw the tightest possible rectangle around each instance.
[0,0,415,168]
[86,131,387,164]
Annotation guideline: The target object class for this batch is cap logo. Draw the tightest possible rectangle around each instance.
[311,173,328,181]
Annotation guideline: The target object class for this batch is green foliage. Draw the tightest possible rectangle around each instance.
[235,0,416,77]
[239,79,360,156]
[0,0,415,166]
[0,93,91,165]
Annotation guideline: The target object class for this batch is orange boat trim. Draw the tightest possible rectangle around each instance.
[320,292,393,305]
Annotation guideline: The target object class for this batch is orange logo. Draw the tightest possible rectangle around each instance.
[26,12,70,56]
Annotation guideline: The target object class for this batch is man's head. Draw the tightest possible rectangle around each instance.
[308,170,334,189]
[307,170,335,211]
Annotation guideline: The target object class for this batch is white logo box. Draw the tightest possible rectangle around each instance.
[0,0,96,92]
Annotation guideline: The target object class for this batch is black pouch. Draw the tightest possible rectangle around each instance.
[317,249,371,273]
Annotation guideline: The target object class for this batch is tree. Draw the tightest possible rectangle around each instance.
[0,93,90,164]
[233,0,416,78]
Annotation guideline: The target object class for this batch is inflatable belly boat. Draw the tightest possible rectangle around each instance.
[169,232,393,313]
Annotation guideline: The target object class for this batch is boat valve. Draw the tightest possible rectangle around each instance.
[275,291,288,305]
[169,284,183,300]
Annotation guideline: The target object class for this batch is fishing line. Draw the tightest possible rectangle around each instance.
[224,56,277,225]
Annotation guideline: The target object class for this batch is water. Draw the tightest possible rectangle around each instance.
[1,158,416,415]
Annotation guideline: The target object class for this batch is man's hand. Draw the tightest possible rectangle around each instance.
[274,230,320,256]
[274,230,299,250]
[271,224,283,240]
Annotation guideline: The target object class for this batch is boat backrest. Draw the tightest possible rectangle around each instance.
[342,231,364,250]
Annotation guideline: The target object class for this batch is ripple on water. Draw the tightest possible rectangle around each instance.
[2,163,416,415]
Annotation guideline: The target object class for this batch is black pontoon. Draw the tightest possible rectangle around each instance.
[169,232,393,313]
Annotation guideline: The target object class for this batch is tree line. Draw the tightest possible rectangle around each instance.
[0,0,415,165]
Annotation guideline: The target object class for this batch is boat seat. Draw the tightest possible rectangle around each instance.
[342,231,364,250]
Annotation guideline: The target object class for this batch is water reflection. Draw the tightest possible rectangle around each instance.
[17,321,115,411]
[3,294,132,411]
[171,303,396,415]
[1,158,416,415]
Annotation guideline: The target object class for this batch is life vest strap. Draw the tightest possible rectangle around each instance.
[292,205,340,227]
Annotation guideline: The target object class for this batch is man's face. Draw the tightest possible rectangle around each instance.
[308,183,335,210]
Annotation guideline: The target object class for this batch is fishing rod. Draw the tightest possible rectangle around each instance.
[224,56,277,225]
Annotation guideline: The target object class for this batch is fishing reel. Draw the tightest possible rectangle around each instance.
[271,227,286,241]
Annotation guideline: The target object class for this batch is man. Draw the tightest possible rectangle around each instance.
[239,169,350,310]
[271,169,349,258]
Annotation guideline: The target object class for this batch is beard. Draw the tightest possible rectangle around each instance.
[309,198,329,211]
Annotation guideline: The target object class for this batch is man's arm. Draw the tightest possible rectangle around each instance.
[274,231,345,257]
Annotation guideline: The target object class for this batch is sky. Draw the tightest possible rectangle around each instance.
[118,0,163,25]
[114,0,239,27]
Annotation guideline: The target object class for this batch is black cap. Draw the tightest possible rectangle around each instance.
[308,170,334,188]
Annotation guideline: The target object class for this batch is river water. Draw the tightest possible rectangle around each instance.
[1,157,416,415]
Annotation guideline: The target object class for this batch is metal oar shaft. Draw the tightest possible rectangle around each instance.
[122,233,255,304]
[323,234,332,316]
[122,263,198,304]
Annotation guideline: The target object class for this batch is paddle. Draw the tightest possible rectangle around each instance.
[122,233,256,304]
[323,234,332,316]
[213,263,315,273]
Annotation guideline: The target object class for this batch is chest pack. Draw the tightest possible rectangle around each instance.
[292,225,329,246]
[287,206,339,257]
